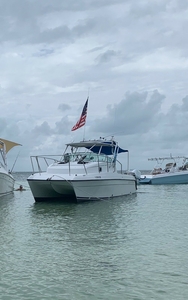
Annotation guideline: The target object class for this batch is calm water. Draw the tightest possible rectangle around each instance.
[0,173,188,300]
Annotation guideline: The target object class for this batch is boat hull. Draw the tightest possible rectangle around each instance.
[139,176,152,184]
[28,173,136,202]
[140,171,188,185]
[72,177,136,201]
[0,171,15,196]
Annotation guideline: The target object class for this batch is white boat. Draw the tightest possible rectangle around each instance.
[0,138,21,196]
[27,137,141,202]
[139,156,188,185]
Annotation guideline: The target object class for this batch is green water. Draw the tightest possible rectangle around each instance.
[0,173,188,299]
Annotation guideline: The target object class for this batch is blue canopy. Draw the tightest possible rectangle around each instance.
[68,139,128,155]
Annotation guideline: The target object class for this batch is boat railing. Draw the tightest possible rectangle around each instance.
[29,153,119,174]
[30,155,64,173]
[115,159,123,174]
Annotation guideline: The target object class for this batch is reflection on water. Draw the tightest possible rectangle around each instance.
[31,201,77,216]
[0,192,15,203]
[29,194,138,248]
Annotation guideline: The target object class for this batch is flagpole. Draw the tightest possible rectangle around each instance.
[83,124,86,141]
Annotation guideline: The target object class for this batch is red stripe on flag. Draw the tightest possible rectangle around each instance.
[71,98,88,131]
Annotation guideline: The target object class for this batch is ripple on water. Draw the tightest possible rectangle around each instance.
[1,175,188,299]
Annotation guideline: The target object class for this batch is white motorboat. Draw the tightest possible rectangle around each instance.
[27,137,141,202]
[0,138,21,196]
[139,156,188,185]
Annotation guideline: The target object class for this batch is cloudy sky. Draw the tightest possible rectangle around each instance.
[1,0,188,172]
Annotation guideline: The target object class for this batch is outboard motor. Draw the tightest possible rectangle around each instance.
[130,169,141,180]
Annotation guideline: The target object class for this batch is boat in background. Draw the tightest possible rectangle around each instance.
[27,137,141,202]
[0,138,21,196]
[139,156,188,185]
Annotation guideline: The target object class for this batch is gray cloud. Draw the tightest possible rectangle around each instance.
[58,103,71,112]
[0,0,188,171]
[32,121,53,137]
[54,116,72,135]
[95,50,120,64]
[92,90,165,136]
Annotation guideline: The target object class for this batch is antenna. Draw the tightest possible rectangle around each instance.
[11,150,21,173]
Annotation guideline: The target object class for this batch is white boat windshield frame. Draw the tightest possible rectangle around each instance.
[29,139,129,174]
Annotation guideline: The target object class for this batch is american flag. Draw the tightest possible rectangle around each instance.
[71,98,88,131]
